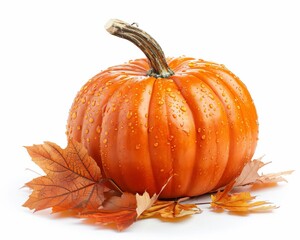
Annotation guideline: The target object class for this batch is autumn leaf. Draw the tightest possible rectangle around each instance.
[136,191,158,217]
[210,180,277,213]
[79,192,137,231]
[141,199,201,219]
[135,175,173,217]
[234,157,294,188]
[22,140,290,230]
[23,140,109,212]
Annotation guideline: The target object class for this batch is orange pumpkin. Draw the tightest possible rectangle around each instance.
[66,19,258,198]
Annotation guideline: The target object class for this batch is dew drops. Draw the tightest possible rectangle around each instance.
[180,106,187,112]
[166,87,172,92]
[89,117,94,123]
[103,139,108,144]
[158,100,164,105]
[135,144,141,150]
[169,92,176,98]
[209,103,213,109]
[71,112,77,119]
[197,128,201,133]
[227,105,231,109]
[153,142,159,147]
[208,93,214,100]
[77,125,81,130]
[201,135,206,140]
[172,114,177,119]
[126,111,133,119]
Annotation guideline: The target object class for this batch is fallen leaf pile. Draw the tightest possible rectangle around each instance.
[23,140,292,230]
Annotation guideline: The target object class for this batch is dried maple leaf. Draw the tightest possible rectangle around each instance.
[136,191,158,217]
[234,157,293,187]
[211,181,277,213]
[135,174,178,217]
[140,199,201,219]
[80,192,137,231]
[23,140,109,212]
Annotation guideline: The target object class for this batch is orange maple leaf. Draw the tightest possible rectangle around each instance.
[210,181,277,213]
[79,192,137,231]
[23,141,109,212]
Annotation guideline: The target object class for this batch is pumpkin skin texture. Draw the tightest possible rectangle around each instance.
[66,57,258,198]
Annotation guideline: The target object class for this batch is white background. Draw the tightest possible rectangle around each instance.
[1,0,299,239]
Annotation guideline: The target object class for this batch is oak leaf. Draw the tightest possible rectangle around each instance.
[211,181,277,213]
[234,157,294,187]
[23,141,109,212]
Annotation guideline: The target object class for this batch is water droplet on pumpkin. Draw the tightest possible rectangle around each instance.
[180,106,187,112]
[172,114,177,119]
[86,138,90,142]
[208,93,214,100]
[201,135,206,140]
[135,144,141,150]
[77,125,81,130]
[197,128,201,133]
[169,92,176,98]
[96,125,101,133]
[209,103,213,109]
[158,100,164,105]
[85,129,89,134]
[126,111,133,119]
[227,105,231,109]
[81,97,86,104]
[153,142,159,147]
[72,112,77,119]
[166,87,172,92]
[237,105,241,110]
[89,117,94,123]
[145,113,148,118]
[168,135,174,141]
[103,139,108,144]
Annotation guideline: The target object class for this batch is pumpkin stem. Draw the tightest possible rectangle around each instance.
[105,19,174,78]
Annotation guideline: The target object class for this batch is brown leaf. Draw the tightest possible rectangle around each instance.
[211,180,277,213]
[23,140,108,212]
[80,192,137,231]
[140,199,201,219]
[234,157,293,187]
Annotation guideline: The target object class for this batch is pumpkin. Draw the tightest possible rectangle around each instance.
[66,19,258,198]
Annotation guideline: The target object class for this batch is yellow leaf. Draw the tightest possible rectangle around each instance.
[211,181,277,213]
[140,200,201,219]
